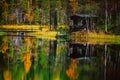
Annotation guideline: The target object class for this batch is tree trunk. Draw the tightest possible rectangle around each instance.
[105,0,108,32]
[15,9,19,24]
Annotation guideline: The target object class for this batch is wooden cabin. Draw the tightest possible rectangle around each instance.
[69,14,97,32]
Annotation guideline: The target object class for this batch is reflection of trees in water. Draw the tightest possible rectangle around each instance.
[66,59,79,80]
[0,35,120,80]
[2,36,9,53]
[3,70,12,80]
[68,43,95,59]
[24,53,31,73]
[105,44,120,80]
[93,44,120,80]
[68,43,120,80]
[53,40,68,80]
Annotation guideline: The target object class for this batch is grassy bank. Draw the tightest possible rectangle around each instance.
[0,25,50,31]
[70,31,120,44]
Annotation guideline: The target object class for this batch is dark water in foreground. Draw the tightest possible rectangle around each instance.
[0,33,120,80]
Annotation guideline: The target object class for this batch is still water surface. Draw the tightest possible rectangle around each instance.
[0,32,120,80]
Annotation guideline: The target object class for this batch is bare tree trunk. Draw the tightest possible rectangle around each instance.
[50,9,52,30]
[105,0,108,32]
[104,44,107,80]
[116,0,119,26]
[15,9,19,24]
[20,12,22,23]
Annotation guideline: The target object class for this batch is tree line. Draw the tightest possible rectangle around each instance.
[0,0,120,33]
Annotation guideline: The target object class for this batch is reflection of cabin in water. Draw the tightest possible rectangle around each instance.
[69,14,97,32]
[68,42,94,60]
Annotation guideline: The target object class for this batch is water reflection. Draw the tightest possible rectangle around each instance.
[0,33,120,80]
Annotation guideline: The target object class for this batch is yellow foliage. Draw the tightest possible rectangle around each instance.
[66,59,79,80]
[3,70,12,80]
[22,72,24,80]
[3,36,8,43]
[54,74,60,80]
[24,53,32,73]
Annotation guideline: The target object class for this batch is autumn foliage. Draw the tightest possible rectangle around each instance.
[66,59,79,80]
[24,52,32,73]
[3,70,12,80]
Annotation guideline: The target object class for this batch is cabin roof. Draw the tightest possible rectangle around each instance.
[70,14,97,20]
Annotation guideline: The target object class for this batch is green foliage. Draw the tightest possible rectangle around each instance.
[78,0,99,14]
[51,0,57,10]
[9,39,14,58]
[34,39,39,47]
[83,64,90,71]
[39,52,47,68]
[10,0,14,11]
[12,64,24,80]
[41,0,48,9]
[34,7,40,23]
[22,0,29,11]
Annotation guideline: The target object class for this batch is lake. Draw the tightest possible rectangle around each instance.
[0,32,120,80]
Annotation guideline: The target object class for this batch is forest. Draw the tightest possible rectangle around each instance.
[0,0,120,34]
[0,1,120,80]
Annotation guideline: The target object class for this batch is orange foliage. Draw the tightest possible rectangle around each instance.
[24,37,31,43]
[24,53,32,73]
[2,36,9,53]
[3,70,12,80]
[2,43,9,53]
[31,38,35,43]
[66,59,79,80]
[26,10,35,23]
